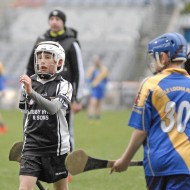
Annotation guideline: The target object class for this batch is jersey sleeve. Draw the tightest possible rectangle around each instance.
[54,81,73,109]
[18,85,30,113]
[128,77,152,132]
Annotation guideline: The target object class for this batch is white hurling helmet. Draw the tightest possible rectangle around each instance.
[34,41,65,79]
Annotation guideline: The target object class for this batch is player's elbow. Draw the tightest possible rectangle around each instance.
[47,108,57,115]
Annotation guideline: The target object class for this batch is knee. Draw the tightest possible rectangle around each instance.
[19,185,33,190]
[19,188,28,190]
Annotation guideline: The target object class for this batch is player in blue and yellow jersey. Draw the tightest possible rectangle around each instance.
[86,55,108,120]
[110,32,190,190]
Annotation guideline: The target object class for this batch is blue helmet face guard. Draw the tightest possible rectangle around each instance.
[146,53,159,74]
[147,32,188,65]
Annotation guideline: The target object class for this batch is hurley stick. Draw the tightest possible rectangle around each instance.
[65,149,143,175]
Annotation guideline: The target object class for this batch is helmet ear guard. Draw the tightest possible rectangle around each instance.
[34,41,65,79]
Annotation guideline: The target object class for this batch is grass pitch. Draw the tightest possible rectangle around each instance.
[0,109,146,190]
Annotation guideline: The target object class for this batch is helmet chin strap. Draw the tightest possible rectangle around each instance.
[37,73,54,80]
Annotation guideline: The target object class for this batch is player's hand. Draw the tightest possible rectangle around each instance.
[110,158,129,174]
[71,101,83,113]
[19,75,32,95]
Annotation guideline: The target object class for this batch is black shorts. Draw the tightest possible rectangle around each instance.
[19,154,68,183]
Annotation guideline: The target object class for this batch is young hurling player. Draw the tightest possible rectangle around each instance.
[26,9,85,154]
[86,55,108,120]
[19,41,72,190]
[110,32,190,190]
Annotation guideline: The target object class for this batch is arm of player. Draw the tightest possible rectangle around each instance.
[30,90,67,115]
[30,83,72,115]
[110,129,147,174]
[19,74,73,115]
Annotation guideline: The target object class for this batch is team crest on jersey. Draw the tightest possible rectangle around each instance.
[134,91,141,106]
[29,99,34,105]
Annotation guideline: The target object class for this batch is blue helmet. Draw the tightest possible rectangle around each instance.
[148,32,188,63]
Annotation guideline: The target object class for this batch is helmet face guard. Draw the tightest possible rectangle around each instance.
[147,32,188,73]
[147,53,159,74]
[34,41,65,79]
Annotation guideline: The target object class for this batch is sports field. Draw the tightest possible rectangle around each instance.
[0,109,146,190]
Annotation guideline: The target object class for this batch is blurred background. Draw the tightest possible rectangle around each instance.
[0,0,189,110]
[1,1,190,189]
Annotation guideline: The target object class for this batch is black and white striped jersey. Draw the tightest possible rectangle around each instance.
[19,74,72,156]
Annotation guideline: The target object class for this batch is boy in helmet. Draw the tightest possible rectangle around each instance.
[19,41,72,190]
[26,9,85,155]
[110,32,190,189]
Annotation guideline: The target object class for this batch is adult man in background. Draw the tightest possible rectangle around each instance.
[26,9,85,154]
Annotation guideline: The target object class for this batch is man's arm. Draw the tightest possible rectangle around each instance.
[69,41,85,102]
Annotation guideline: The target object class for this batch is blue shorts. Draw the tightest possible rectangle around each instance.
[146,174,190,190]
[91,87,105,100]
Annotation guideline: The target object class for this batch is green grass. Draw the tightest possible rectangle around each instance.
[0,109,146,190]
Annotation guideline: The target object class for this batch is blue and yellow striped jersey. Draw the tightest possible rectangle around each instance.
[128,68,190,176]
